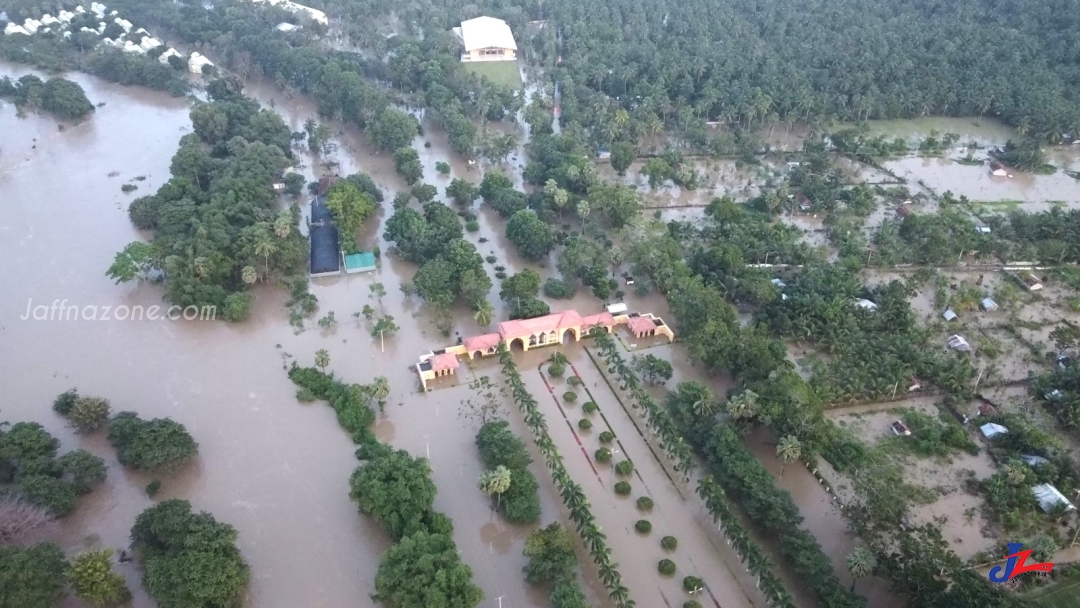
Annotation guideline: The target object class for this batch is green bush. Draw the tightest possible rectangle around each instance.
[599,431,615,444]
[683,576,703,593]
[296,388,316,402]
[567,376,583,387]
[614,481,631,495]
[543,278,575,299]
[548,363,565,377]
[465,220,480,232]
[661,535,678,551]
[635,519,652,534]
[435,161,451,174]
[52,389,78,415]
[578,418,592,431]
[582,401,598,414]
[637,496,654,511]
[485,255,497,264]
[615,460,634,476]
[684,602,702,608]
[107,412,198,472]
[562,391,577,402]
[658,559,676,576]
[146,480,161,497]
[595,447,612,463]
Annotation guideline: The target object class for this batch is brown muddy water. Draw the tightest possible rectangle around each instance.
[0,60,774,608]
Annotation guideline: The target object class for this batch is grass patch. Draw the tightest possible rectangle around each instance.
[462,61,522,89]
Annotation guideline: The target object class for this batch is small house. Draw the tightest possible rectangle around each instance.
[891,420,912,437]
[980,422,1008,439]
[943,309,957,322]
[276,22,301,32]
[1032,483,1076,514]
[990,161,1008,177]
[454,16,518,62]
[1045,389,1064,401]
[975,225,991,234]
[855,299,878,311]
[4,22,30,35]
[980,298,998,312]
[342,251,377,274]
[1023,274,1043,291]
[770,278,786,289]
[158,48,182,65]
[188,52,213,74]
[947,334,972,352]
[1057,353,1073,370]
[597,147,611,160]
[796,193,812,212]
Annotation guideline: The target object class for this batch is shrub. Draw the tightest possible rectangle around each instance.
[599,431,615,444]
[658,559,676,576]
[69,550,131,606]
[107,412,198,472]
[635,519,652,534]
[614,481,631,495]
[683,576,703,593]
[637,496,654,511]
[486,255,497,264]
[146,480,161,497]
[435,161,450,174]
[661,535,678,551]
[548,363,565,377]
[582,401,598,414]
[684,602,702,608]
[495,271,507,279]
[58,450,106,494]
[562,391,577,402]
[567,376,583,387]
[296,388,317,402]
[543,278,575,299]
[595,448,612,463]
[465,220,480,232]
[494,265,506,272]
[68,397,110,434]
[52,389,78,415]
[17,475,78,517]
[615,460,634,476]
[578,418,592,431]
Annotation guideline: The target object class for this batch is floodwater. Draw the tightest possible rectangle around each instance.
[840,117,1019,147]
[882,154,1080,204]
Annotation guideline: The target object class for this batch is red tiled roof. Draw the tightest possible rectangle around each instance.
[463,333,502,352]
[627,316,657,334]
[430,353,460,372]
[581,312,616,330]
[498,310,584,339]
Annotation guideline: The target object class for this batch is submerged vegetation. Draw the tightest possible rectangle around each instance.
[0,74,93,120]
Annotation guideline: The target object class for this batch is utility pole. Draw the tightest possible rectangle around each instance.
[974,369,984,392]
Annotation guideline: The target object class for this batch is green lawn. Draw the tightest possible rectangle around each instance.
[1025,573,1080,608]
[462,61,522,90]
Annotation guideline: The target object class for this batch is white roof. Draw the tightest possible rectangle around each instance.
[947,334,972,352]
[1032,483,1076,513]
[980,422,1008,438]
[459,16,517,51]
[276,22,300,31]
[981,298,998,310]
[4,23,30,36]
[606,303,628,315]
[855,299,877,310]
[943,309,957,321]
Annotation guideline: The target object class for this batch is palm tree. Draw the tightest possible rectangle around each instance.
[846,547,877,593]
[370,376,390,407]
[314,349,330,372]
[478,465,512,506]
[776,435,802,478]
[692,396,717,418]
[273,214,292,239]
[254,233,277,278]
[474,300,495,328]
[725,390,760,421]
[550,351,568,366]
[241,265,258,285]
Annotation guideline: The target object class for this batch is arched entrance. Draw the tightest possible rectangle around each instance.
[561,328,577,344]
[509,337,525,352]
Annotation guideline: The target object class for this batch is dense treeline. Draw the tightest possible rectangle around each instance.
[108,77,307,321]
[288,364,483,607]
[94,0,519,157]
[299,0,1080,144]
[475,420,541,523]
[0,74,93,120]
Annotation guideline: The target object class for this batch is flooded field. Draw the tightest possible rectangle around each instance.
[826,398,999,562]
[882,154,1080,204]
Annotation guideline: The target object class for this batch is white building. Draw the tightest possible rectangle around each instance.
[90,2,107,18]
[4,22,30,36]
[122,40,144,54]
[276,22,300,32]
[139,36,161,51]
[114,17,133,32]
[58,10,75,22]
[188,51,214,74]
[454,16,517,62]
[251,0,328,25]
[158,48,182,65]
[40,14,60,26]
[1032,483,1076,514]
[22,18,42,33]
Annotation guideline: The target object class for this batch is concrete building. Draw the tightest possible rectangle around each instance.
[90,2,108,18]
[114,17,132,32]
[453,16,517,62]
[139,36,161,51]
[415,308,674,390]
[158,48,182,65]
[4,22,30,36]
[276,22,301,32]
